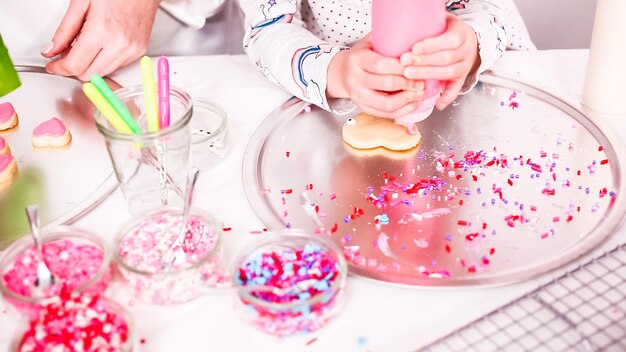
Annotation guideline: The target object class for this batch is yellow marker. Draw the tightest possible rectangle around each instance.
[82,82,132,133]
[141,56,160,132]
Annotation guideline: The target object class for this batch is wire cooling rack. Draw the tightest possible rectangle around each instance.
[421,244,626,352]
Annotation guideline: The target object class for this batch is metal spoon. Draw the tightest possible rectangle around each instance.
[161,167,200,268]
[25,205,56,296]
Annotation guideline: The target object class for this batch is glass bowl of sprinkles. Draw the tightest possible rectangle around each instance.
[233,230,348,337]
[14,292,134,352]
[0,226,112,318]
[114,207,225,305]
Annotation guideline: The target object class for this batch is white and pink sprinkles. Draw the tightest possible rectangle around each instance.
[117,211,223,305]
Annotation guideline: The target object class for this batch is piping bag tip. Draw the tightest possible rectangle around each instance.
[406,123,418,135]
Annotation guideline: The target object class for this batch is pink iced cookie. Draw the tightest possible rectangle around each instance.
[0,154,17,184]
[32,117,72,148]
[0,102,19,131]
[0,136,10,155]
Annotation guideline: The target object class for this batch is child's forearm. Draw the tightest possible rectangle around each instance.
[326,50,350,99]
[240,0,348,111]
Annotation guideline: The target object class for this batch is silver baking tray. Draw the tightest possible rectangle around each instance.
[243,74,626,287]
[0,66,118,249]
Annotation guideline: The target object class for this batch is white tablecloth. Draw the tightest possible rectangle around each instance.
[1,50,624,352]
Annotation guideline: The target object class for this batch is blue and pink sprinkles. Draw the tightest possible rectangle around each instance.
[236,242,344,337]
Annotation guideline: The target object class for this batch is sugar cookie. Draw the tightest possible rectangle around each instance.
[32,117,72,148]
[343,142,419,160]
[0,102,19,131]
[0,154,17,184]
[0,136,10,155]
[341,113,421,151]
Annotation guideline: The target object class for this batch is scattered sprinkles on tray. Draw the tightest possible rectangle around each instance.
[266,95,617,280]
[501,91,520,109]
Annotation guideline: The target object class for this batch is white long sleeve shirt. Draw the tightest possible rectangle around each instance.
[240,0,535,112]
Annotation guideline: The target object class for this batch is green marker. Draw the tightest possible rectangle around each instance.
[90,74,142,134]
[83,82,132,133]
[0,35,21,97]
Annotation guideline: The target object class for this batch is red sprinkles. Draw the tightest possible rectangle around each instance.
[18,290,130,352]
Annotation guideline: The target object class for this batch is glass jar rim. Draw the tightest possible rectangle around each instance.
[232,230,348,310]
[95,85,193,142]
[191,99,228,145]
[0,226,112,305]
[113,207,222,277]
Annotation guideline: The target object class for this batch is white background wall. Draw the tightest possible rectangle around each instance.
[515,0,596,49]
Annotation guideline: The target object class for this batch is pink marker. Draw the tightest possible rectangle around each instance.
[157,56,171,128]
[372,0,446,130]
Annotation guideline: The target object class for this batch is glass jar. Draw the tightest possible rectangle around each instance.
[95,85,193,215]
[0,226,112,318]
[114,207,224,305]
[233,230,348,337]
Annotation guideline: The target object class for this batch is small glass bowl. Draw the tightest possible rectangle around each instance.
[13,296,135,352]
[0,226,112,318]
[190,99,229,171]
[232,230,348,337]
[114,207,224,305]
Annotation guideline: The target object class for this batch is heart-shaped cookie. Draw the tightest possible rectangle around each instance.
[32,117,72,148]
[342,142,420,160]
[0,102,19,131]
[341,113,421,151]
[0,154,17,184]
[0,136,10,155]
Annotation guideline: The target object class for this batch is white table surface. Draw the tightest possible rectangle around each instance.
[1,50,625,352]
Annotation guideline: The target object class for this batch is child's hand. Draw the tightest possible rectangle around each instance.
[400,14,480,111]
[327,35,425,118]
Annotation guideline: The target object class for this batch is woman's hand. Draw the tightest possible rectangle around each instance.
[42,0,161,81]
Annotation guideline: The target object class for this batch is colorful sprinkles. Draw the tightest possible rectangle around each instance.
[236,242,343,337]
[116,211,223,305]
[18,290,130,352]
[2,239,110,316]
[269,95,617,279]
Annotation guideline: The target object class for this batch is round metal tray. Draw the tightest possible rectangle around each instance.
[0,66,118,249]
[243,74,626,287]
